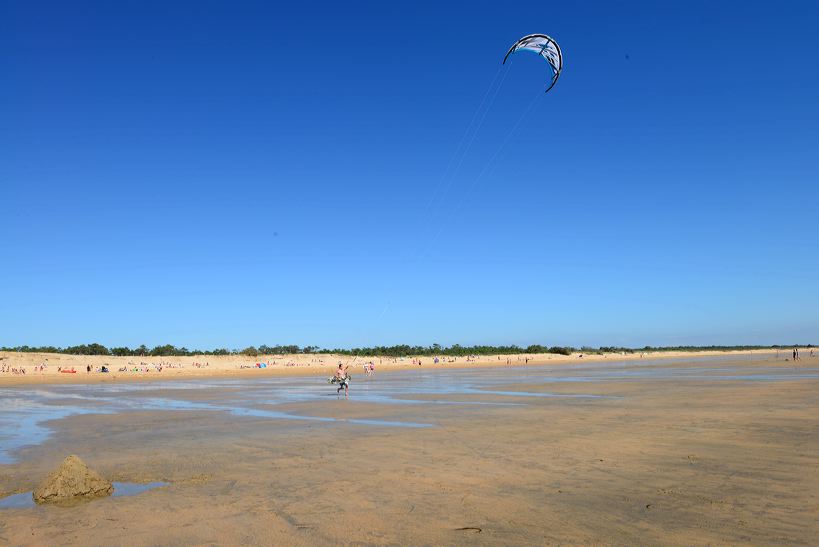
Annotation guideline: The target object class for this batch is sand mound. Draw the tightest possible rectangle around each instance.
[33,455,113,504]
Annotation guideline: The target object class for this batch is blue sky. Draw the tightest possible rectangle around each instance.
[1,0,817,349]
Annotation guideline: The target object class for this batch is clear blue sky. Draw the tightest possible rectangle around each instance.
[2,1,817,350]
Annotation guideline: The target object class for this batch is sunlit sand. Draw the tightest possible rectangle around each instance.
[2,352,818,544]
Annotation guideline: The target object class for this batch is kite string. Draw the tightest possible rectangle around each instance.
[372,66,509,324]
[419,64,506,222]
[419,88,542,258]
[374,69,532,325]
[426,66,510,225]
[468,88,541,195]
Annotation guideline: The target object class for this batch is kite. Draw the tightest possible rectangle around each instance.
[503,34,563,93]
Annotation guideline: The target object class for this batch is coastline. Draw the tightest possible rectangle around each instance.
[0,348,789,387]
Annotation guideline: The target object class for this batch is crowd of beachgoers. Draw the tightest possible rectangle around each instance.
[0,354,502,377]
[1,361,37,375]
[0,352,652,377]
[0,359,208,376]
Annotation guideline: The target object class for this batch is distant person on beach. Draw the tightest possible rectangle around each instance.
[86,365,91,374]
[793,348,797,361]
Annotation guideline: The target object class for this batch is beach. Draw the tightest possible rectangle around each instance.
[0,348,792,386]
[1,352,818,544]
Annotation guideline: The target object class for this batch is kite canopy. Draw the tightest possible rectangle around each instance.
[503,34,563,93]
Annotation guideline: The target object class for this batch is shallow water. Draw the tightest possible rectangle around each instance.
[0,481,169,509]
[1,354,816,464]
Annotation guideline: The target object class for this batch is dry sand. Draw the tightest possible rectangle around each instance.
[1,352,818,545]
[0,348,787,386]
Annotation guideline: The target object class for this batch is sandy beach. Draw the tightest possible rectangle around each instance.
[0,348,792,386]
[2,352,818,545]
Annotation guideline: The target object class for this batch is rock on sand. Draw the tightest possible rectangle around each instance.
[33,455,113,504]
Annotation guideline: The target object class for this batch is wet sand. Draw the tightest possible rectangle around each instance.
[1,354,818,545]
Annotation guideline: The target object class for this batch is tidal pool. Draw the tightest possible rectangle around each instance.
[0,481,169,509]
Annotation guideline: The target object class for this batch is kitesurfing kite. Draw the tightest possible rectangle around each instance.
[503,34,563,93]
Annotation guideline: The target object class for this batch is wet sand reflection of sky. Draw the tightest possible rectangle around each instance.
[1,356,817,465]
[0,482,169,509]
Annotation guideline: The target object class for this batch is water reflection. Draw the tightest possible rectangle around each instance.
[0,481,169,510]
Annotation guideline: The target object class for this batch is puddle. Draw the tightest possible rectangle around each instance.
[230,406,432,428]
[112,481,168,496]
[0,482,169,509]
[0,395,107,465]
[0,492,32,509]
[474,389,611,398]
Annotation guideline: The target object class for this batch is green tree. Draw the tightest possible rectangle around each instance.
[241,346,259,357]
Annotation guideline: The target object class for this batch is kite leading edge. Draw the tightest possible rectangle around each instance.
[503,34,563,93]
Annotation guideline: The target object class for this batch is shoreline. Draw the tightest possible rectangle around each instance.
[0,348,793,387]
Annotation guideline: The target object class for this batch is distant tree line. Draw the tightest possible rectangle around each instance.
[635,345,810,352]
[0,343,811,358]
[324,344,580,357]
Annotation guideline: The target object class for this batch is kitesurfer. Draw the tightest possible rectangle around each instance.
[335,363,350,398]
